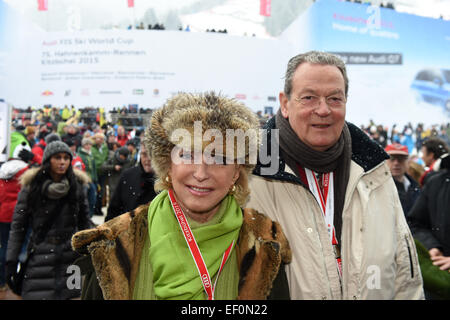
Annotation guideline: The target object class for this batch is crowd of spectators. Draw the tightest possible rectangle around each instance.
[1,104,450,299]
[344,0,396,10]
[130,22,166,30]
[360,120,450,161]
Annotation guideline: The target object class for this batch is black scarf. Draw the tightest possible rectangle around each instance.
[275,110,352,243]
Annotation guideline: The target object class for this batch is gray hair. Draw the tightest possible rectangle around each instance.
[283,51,349,99]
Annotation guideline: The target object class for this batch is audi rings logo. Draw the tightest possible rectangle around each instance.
[201,274,211,288]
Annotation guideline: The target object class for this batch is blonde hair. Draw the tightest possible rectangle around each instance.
[407,160,425,184]
[144,92,260,206]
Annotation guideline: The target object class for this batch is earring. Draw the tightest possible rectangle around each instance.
[165,176,171,184]
[229,184,236,195]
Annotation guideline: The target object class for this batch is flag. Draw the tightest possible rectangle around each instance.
[38,0,48,11]
[260,0,271,17]
[128,0,134,8]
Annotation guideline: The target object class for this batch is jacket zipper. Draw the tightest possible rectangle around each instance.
[404,236,414,278]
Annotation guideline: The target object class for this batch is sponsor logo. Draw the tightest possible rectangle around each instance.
[235,94,246,100]
[42,40,57,46]
[41,90,53,96]
[202,274,211,288]
[64,90,71,97]
[133,89,144,95]
[267,96,276,101]
[81,88,90,96]
[153,88,159,96]
[99,90,122,95]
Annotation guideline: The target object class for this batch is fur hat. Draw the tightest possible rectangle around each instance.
[144,91,260,205]
[43,141,73,164]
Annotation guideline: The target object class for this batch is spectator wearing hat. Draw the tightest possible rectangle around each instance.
[0,156,29,292]
[385,143,421,217]
[29,133,61,165]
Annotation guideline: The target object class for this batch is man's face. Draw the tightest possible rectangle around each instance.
[107,135,116,143]
[95,137,104,146]
[420,146,434,167]
[279,63,346,152]
[387,154,408,182]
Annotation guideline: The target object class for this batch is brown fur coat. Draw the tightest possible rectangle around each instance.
[72,204,291,300]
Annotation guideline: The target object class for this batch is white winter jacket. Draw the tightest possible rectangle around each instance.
[247,119,424,300]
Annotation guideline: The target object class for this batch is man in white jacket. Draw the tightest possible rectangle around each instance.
[247,51,424,300]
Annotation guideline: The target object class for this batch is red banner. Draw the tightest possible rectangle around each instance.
[128,0,134,8]
[37,0,48,11]
[260,0,271,17]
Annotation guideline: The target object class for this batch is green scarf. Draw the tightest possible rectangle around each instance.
[134,190,242,300]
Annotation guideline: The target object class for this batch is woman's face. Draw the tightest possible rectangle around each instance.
[169,149,240,223]
[50,152,71,178]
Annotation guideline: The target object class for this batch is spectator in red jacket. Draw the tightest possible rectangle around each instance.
[116,125,128,147]
[0,158,29,291]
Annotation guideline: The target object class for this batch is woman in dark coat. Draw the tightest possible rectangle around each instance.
[6,141,92,300]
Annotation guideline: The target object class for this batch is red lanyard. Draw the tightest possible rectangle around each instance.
[168,189,235,300]
[304,169,342,277]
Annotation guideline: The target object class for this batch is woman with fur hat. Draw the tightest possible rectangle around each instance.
[5,141,93,299]
[72,92,291,300]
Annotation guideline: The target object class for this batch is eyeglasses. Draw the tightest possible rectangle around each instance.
[294,94,346,109]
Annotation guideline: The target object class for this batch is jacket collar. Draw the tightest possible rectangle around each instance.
[253,116,389,182]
